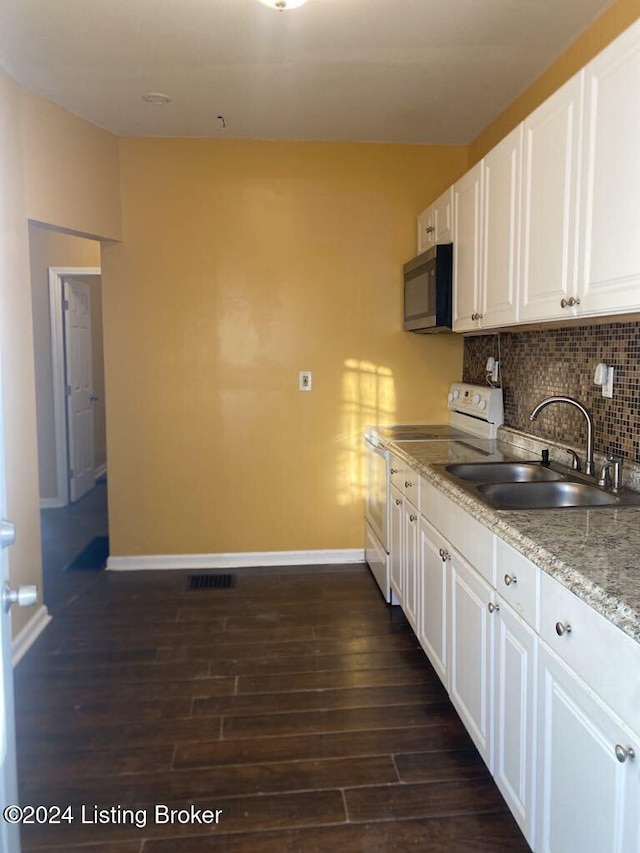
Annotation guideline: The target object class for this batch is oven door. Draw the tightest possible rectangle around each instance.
[364,436,388,549]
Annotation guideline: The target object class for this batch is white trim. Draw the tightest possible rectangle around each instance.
[107,549,365,572]
[12,605,51,666]
[95,463,107,481]
[48,266,101,507]
[39,497,66,509]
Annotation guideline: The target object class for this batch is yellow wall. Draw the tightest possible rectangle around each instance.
[20,88,122,241]
[469,0,640,164]
[102,139,467,556]
[28,225,102,499]
[0,68,120,636]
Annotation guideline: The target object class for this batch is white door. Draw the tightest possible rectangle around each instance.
[452,162,483,332]
[519,73,583,323]
[389,485,404,606]
[481,125,521,328]
[578,19,640,316]
[433,187,453,244]
[0,358,21,853]
[418,516,449,685]
[448,550,494,769]
[64,278,95,503]
[494,598,537,848]
[537,643,640,853]
[403,503,419,633]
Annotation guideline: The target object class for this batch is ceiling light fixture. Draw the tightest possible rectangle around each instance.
[258,0,309,10]
[142,92,171,105]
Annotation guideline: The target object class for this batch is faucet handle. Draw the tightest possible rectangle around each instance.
[565,448,581,471]
[599,455,623,492]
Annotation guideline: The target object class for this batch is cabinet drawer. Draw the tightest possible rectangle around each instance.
[421,478,495,585]
[496,538,540,630]
[402,470,420,510]
[389,455,405,491]
[539,571,640,732]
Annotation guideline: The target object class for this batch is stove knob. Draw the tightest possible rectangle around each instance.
[447,392,454,402]
[472,393,481,404]
[478,400,487,410]
[452,390,460,400]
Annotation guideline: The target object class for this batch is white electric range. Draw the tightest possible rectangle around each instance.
[364,382,504,602]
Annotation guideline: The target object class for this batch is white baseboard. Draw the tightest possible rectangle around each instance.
[12,605,51,666]
[107,548,365,572]
[95,463,107,480]
[40,497,66,509]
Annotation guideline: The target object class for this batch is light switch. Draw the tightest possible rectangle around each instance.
[299,371,312,391]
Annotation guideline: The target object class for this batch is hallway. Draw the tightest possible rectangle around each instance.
[39,479,108,614]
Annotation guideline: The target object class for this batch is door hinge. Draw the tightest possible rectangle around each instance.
[68,468,74,481]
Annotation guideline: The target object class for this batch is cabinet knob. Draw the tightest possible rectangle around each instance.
[555,621,571,636]
[425,226,435,234]
[568,296,580,307]
[405,481,413,488]
[487,601,500,613]
[395,499,403,506]
[390,468,399,474]
[615,744,635,763]
[438,548,450,561]
[503,574,517,586]
[409,514,417,522]
[560,298,568,308]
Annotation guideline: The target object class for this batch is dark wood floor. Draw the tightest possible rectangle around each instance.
[14,564,529,852]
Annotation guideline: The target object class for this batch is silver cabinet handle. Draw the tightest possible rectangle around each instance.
[438,548,450,562]
[487,601,500,613]
[471,312,483,321]
[395,499,403,506]
[405,481,413,488]
[561,298,569,308]
[615,745,635,763]
[555,621,572,636]
[503,574,517,586]
[438,548,444,558]
[409,514,417,522]
[390,467,399,474]
[568,296,580,307]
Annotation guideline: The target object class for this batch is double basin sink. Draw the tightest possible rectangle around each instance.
[435,460,640,510]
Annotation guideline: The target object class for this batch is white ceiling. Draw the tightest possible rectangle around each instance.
[0,0,614,143]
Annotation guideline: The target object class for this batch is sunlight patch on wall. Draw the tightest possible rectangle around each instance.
[337,359,396,507]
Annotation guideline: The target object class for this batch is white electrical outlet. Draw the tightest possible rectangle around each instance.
[299,371,312,391]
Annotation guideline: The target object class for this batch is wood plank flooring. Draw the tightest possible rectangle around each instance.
[14,564,529,852]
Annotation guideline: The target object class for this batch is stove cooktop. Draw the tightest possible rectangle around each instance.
[372,424,472,442]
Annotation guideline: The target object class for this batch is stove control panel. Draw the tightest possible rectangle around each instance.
[447,383,504,426]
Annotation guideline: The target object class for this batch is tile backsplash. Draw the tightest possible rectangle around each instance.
[463,322,640,463]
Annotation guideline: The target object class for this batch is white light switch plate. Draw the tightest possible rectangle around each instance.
[299,371,312,391]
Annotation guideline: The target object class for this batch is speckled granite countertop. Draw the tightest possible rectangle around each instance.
[383,432,640,645]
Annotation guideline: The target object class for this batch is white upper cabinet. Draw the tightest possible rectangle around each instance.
[481,124,522,328]
[417,186,454,254]
[577,20,640,316]
[452,162,483,331]
[453,127,521,332]
[518,73,583,323]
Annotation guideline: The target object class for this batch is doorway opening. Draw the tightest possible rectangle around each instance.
[28,223,109,613]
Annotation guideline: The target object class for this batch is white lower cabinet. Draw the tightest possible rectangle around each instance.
[390,463,640,851]
[494,598,538,847]
[536,643,640,853]
[417,516,449,685]
[389,484,404,605]
[448,549,494,770]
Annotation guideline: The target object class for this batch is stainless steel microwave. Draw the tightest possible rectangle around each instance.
[403,243,453,333]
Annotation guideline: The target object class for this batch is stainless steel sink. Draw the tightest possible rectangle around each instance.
[476,481,638,509]
[434,460,640,509]
[445,462,563,484]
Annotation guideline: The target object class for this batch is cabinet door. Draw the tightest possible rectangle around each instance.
[494,599,537,848]
[452,162,483,332]
[389,485,404,606]
[417,205,435,254]
[481,125,521,328]
[578,20,640,316]
[433,187,453,244]
[537,644,640,853]
[418,516,449,685]
[449,549,494,769]
[403,503,419,633]
[519,74,583,323]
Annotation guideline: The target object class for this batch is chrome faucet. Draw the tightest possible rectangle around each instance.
[529,396,595,476]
